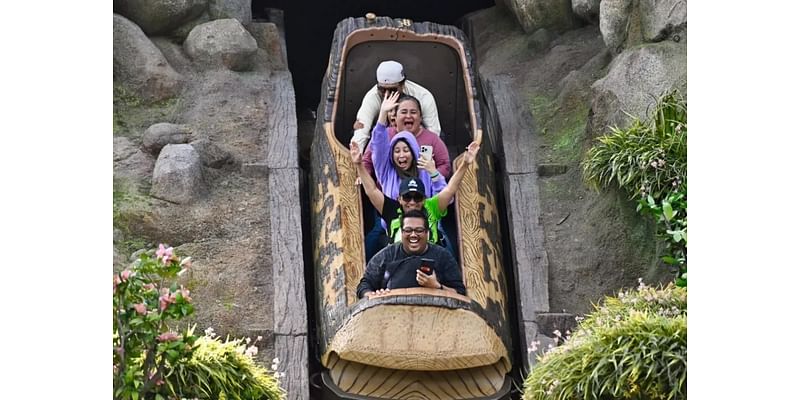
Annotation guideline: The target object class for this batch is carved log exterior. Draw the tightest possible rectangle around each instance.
[309,16,512,400]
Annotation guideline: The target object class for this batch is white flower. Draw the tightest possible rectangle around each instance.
[204,327,216,337]
[244,345,258,357]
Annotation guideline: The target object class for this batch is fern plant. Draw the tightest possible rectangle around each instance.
[581,91,687,285]
[164,335,286,400]
[524,283,687,400]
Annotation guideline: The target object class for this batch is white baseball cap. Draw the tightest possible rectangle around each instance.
[376,60,405,84]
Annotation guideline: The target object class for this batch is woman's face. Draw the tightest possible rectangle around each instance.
[392,140,414,171]
[388,108,397,128]
[395,100,421,133]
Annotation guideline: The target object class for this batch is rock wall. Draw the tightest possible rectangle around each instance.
[113,2,307,397]
[466,2,684,365]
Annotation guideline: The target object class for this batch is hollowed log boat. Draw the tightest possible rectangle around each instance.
[309,15,513,400]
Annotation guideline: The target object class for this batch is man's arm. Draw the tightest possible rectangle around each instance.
[437,141,479,212]
[356,246,391,298]
[436,249,466,295]
[351,86,380,152]
[350,142,385,212]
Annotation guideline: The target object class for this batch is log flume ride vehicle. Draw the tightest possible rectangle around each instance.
[309,15,513,400]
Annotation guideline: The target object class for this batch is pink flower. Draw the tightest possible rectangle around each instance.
[159,289,177,311]
[120,270,132,282]
[178,287,192,302]
[157,332,180,342]
[156,244,174,265]
[133,303,147,315]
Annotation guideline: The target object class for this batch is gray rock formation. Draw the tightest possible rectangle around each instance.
[171,11,212,42]
[191,138,234,168]
[572,0,600,22]
[142,123,193,155]
[184,19,258,71]
[113,14,183,103]
[590,40,687,131]
[641,0,687,42]
[113,0,207,35]
[600,0,687,51]
[209,0,252,25]
[114,137,156,184]
[499,0,576,33]
[150,144,206,204]
[599,0,633,51]
[246,22,288,70]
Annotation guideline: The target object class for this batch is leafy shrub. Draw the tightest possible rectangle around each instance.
[524,282,687,400]
[581,91,687,285]
[113,245,285,400]
[166,333,285,400]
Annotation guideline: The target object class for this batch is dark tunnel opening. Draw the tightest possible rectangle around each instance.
[251,0,495,111]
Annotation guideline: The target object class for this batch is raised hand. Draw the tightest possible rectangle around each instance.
[379,91,400,117]
[349,141,362,164]
[463,141,480,165]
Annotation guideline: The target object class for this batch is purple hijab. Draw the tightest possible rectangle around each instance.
[370,122,444,199]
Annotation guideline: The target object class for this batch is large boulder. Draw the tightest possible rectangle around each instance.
[113,0,207,36]
[246,22,287,70]
[600,0,686,51]
[184,19,258,71]
[572,0,600,23]
[599,0,633,51]
[209,0,252,25]
[114,136,156,184]
[142,123,193,155]
[589,40,687,133]
[171,11,212,42]
[113,14,183,103]
[150,144,206,204]
[501,0,576,33]
[640,0,687,42]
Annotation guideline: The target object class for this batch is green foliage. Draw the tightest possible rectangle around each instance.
[524,283,687,400]
[113,245,198,400]
[113,245,285,400]
[637,191,687,286]
[166,335,285,400]
[581,91,687,285]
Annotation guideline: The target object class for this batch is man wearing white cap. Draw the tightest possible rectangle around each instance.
[351,60,441,152]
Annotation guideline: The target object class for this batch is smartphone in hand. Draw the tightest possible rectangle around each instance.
[419,258,435,275]
[420,145,433,161]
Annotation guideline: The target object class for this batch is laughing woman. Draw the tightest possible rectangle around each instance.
[368,91,446,199]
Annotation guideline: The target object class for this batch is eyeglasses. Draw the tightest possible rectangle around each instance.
[401,227,428,234]
[377,85,401,96]
[401,193,424,202]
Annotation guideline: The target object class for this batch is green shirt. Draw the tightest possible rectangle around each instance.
[381,194,447,244]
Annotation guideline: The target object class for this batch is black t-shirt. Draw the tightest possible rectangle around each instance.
[356,243,466,298]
